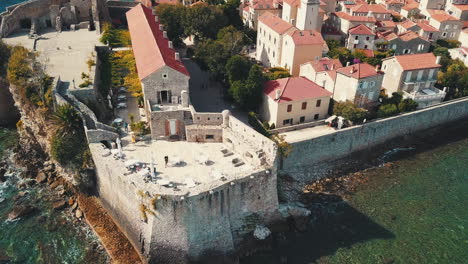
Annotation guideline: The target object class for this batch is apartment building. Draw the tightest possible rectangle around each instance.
[261,77,332,127]
[346,24,376,50]
[381,53,446,108]
[427,10,463,40]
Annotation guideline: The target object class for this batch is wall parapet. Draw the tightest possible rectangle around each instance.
[283,97,468,174]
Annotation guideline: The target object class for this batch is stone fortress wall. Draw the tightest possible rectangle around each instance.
[283,97,468,183]
[0,0,109,38]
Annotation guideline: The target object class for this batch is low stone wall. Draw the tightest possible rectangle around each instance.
[270,119,325,134]
[283,97,468,181]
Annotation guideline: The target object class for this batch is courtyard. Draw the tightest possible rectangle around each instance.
[3,28,101,85]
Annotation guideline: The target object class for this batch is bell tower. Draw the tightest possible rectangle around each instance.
[296,0,320,31]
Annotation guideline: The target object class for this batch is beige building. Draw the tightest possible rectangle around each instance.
[242,0,282,29]
[328,12,377,35]
[334,63,384,108]
[346,24,376,50]
[260,77,332,127]
[381,53,446,108]
[256,12,325,76]
[299,57,343,93]
[427,10,463,40]
[282,0,323,32]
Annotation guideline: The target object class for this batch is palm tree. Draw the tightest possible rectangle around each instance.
[51,104,83,136]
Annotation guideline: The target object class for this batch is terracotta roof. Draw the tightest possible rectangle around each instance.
[385,0,404,4]
[401,2,419,10]
[400,20,417,29]
[336,63,381,79]
[264,77,332,103]
[399,30,423,41]
[305,57,343,73]
[377,30,398,41]
[258,12,294,34]
[326,70,338,81]
[351,3,391,14]
[376,20,396,28]
[288,29,325,45]
[334,12,377,22]
[464,21,468,29]
[126,4,189,80]
[349,24,374,35]
[390,53,441,71]
[283,0,300,7]
[416,21,439,32]
[452,4,468,11]
[252,0,278,10]
[190,1,208,6]
[428,10,459,22]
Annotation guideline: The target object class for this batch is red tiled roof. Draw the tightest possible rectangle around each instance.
[399,30,423,41]
[452,4,468,11]
[334,12,377,22]
[401,2,419,10]
[264,77,332,103]
[308,57,343,73]
[337,63,381,79]
[326,70,337,81]
[377,30,398,40]
[288,29,324,45]
[190,1,208,7]
[400,20,417,29]
[349,24,374,35]
[258,12,295,34]
[391,53,441,71]
[252,0,278,10]
[428,10,459,22]
[126,4,189,80]
[376,20,396,28]
[416,21,439,32]
[351,3,391,14]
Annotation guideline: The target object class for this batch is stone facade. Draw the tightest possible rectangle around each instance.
[142,65,190,105]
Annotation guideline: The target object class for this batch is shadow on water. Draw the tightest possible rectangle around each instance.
[241,194,395,264]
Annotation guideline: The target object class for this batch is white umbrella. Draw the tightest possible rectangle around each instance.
[125,159,140,167]
[113,118,123,123]
[325,115,337,123]
[157,179,170,185]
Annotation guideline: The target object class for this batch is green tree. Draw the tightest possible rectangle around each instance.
[333,101,367,123]
[398,98,418,112]
[194,39,230,79]
[0,40,10,76]
[217,26,246,55]
[229,64,265,110]
[266,67,291,80]
[156,4,187,47]
[226,55,250,83]
[51,104,83,137]
[438,59,468,99]
[221,0,243,28]
[377,104,399,118]
[270,134,292,170]
[184,5,227,40]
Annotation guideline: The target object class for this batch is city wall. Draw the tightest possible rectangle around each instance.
[283,97,468,182]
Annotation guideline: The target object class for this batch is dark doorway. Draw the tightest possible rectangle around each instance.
[19,18,31,29]
[160,91,169,103]
[46,19,52,27]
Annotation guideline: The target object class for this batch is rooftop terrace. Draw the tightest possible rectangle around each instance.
[90,138,267,196]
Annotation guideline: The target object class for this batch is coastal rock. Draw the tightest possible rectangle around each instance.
[71,202,78,211]
[75,209,83,219]
[50,181,60,189]
[36,172,47,183]
[8,205,36,220]
[53,200,67,210]
[253,225,271,240]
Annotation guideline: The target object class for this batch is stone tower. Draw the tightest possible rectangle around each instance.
[296,0,320,31]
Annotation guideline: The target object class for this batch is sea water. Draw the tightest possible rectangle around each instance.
[0,0,28,11]
[0,128,108,263]
[242,138,468,264]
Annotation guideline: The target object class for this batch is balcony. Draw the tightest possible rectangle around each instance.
[402,88,446,109]
[402,79,437,91]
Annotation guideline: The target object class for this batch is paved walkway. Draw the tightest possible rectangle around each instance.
[280,125,337,143]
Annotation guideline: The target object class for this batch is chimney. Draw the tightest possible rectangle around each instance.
[168,41,173,49]
[436,56,441,64]
[291,19,296,26]
[155,15,159,22]
[375,65,380,72]
[163,31,168,38]
[346,61,350,67]
[175,52,180,61]
[350,66,355,74]
[331,64,335,70]
[159,25,164,31]
[275,89,281,100]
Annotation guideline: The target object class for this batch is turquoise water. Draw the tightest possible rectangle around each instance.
[0,128,108,263]
[242,138,468,264]
[0,0,28,11]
